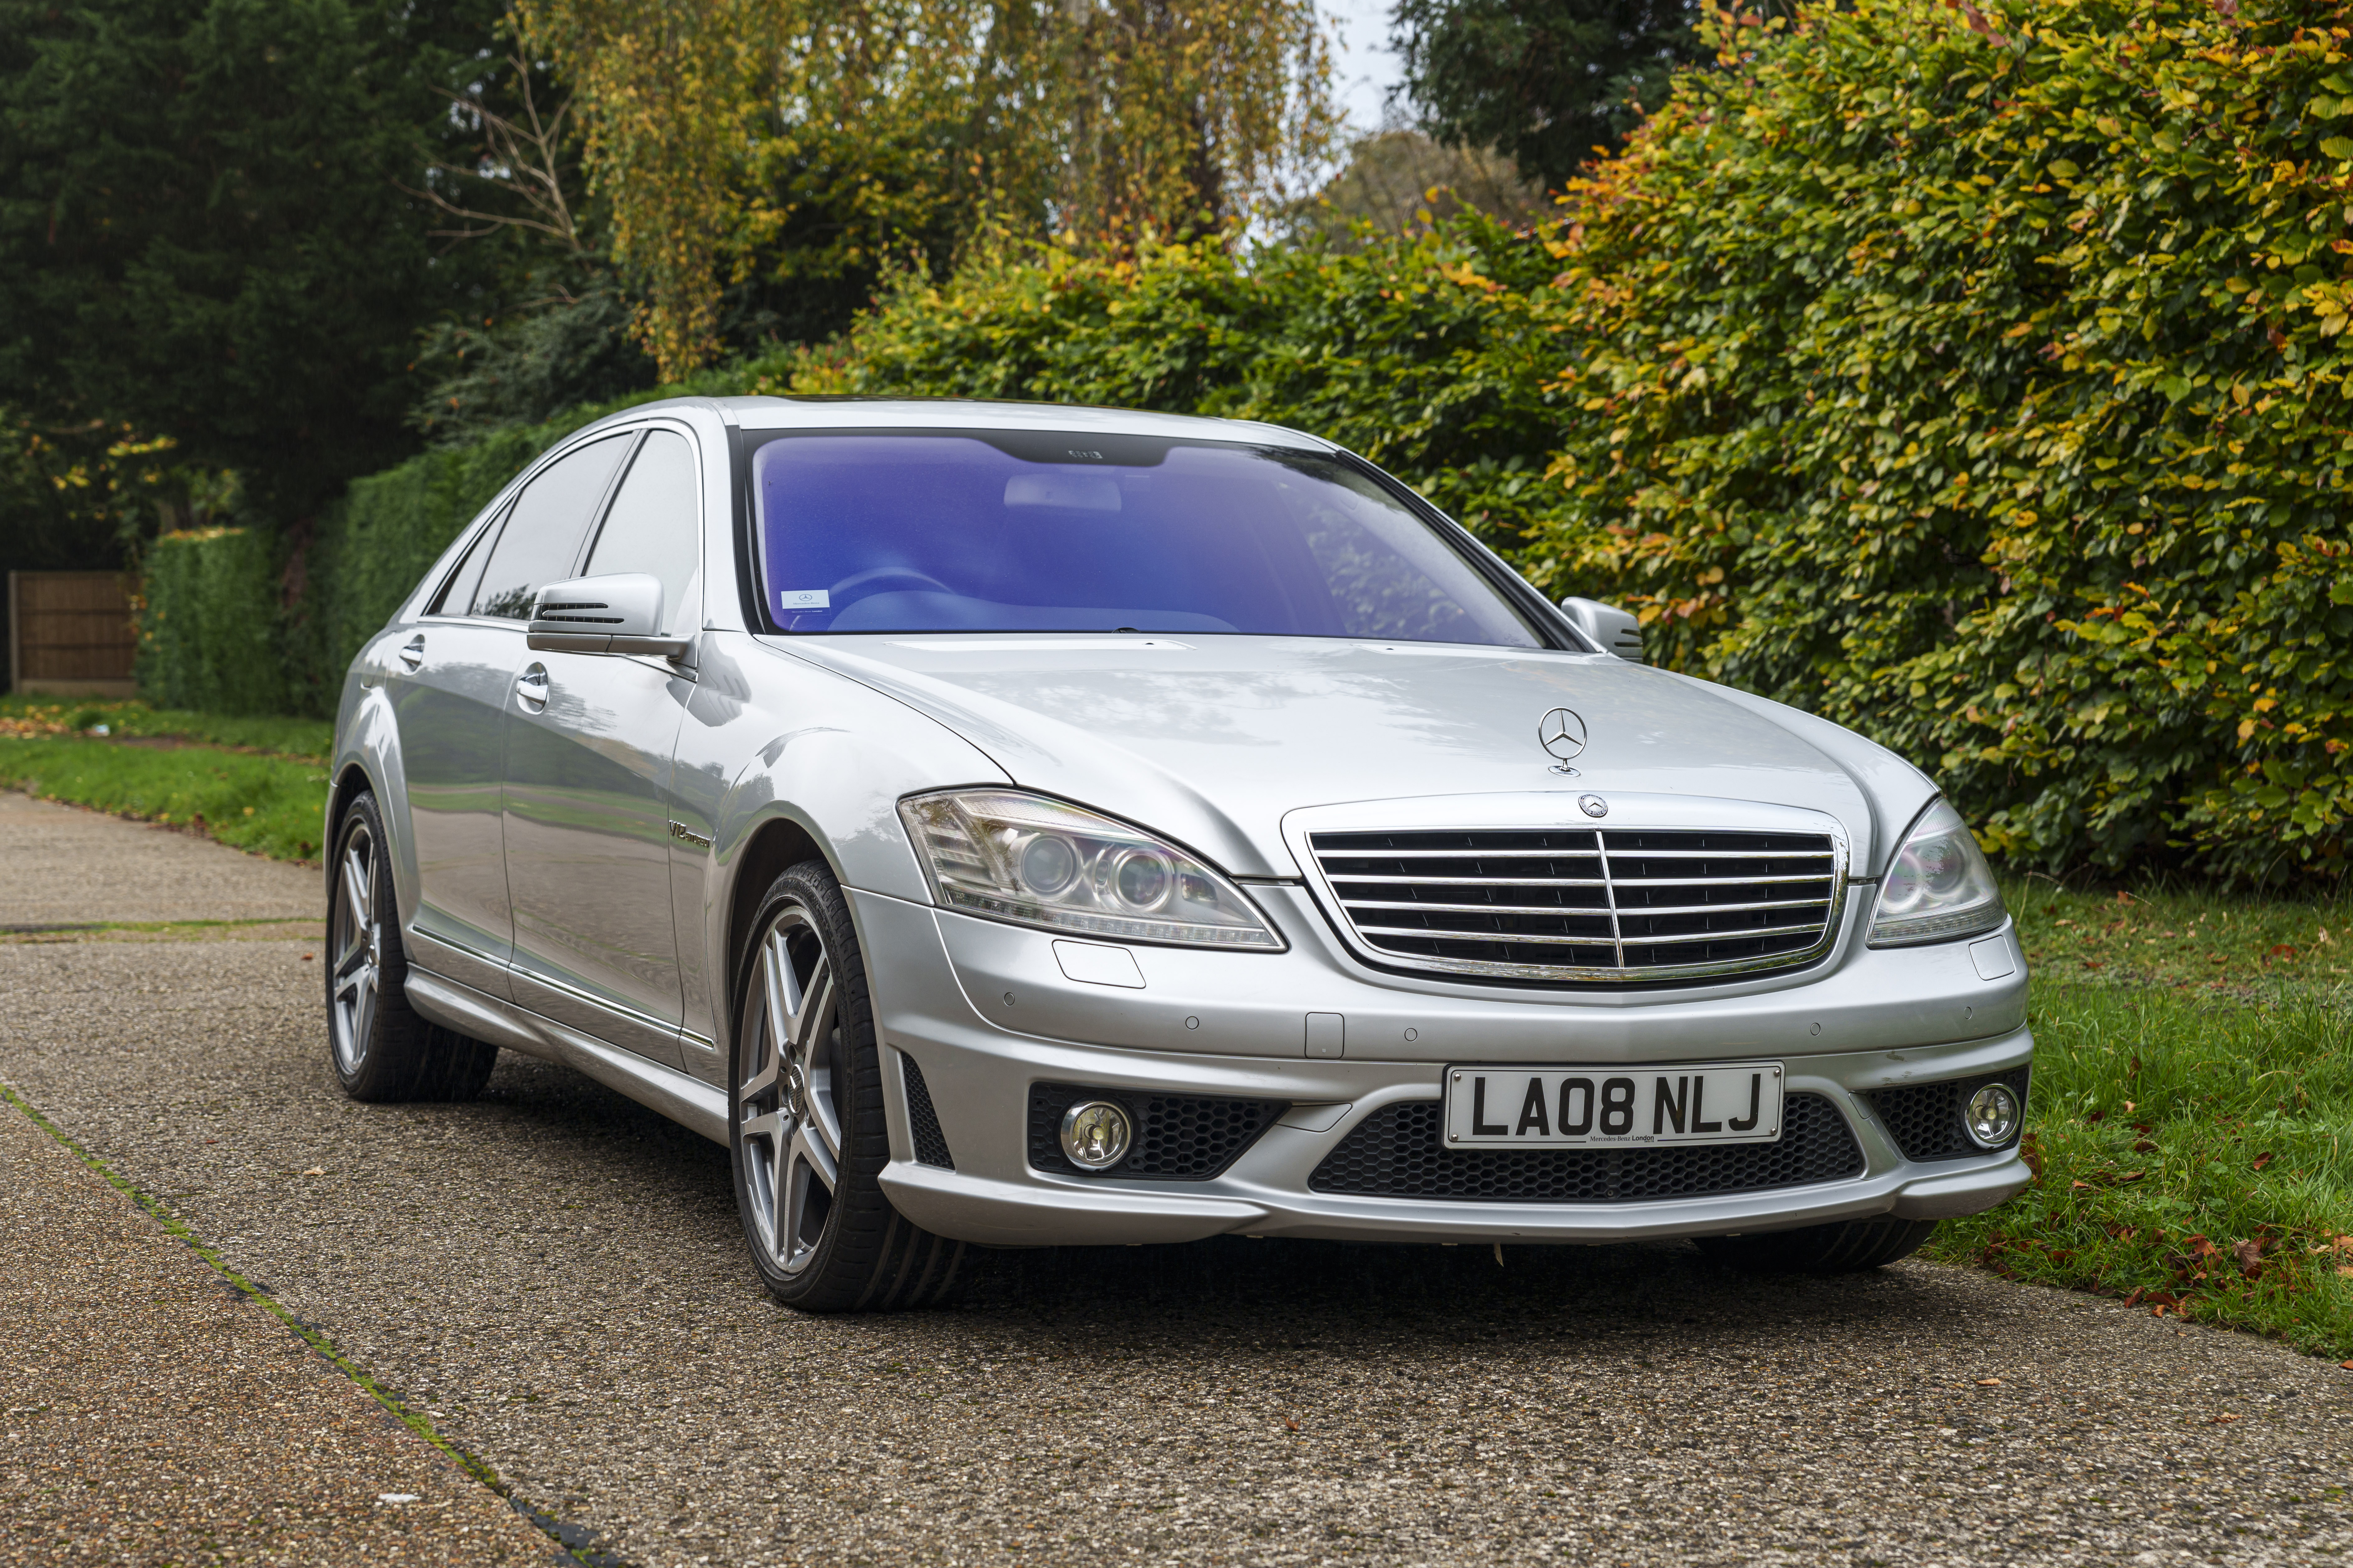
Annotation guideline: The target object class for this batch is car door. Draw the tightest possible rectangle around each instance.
[501,426,703,1068]
[393,433,634,999]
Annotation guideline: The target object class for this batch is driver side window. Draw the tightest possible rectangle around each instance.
[582,430,701,634]
[470,433,633,620]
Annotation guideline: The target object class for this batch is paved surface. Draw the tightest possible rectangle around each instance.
[0,1083,553,1564]
[7,792,2353,1566]
[0,791,318,928]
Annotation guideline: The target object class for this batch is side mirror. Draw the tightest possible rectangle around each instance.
[1557,596,1644,662]
[527,574,691,658]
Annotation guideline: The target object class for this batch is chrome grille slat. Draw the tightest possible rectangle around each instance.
[1307,821,1846,986]
[1327,874,1611,887]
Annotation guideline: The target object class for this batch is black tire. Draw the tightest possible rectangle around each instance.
[730,858,964,1313]
[1693,1216,1939,1274]
[326,791,499,1103]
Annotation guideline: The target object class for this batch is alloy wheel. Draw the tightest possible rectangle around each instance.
[738,905,845,1275]
[329,821,381,1073]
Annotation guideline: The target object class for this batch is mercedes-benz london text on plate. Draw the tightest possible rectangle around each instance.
[322,397,2032,1311]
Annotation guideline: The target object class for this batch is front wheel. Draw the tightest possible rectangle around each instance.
[731,859,964,1312]
[1692,1216,1939,1274]
[326,790,497,1102]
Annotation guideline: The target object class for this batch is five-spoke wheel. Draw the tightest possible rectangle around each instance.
[329,815,384,1076]
[738,904,845,1276]
[324,790,498,1102]
[730,860,967,1311]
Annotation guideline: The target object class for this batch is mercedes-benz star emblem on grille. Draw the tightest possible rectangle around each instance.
[1578,794,1609,818]
[1537,707,1587,774]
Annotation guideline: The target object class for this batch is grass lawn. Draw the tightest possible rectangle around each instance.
[1929,881,2353,1358]
[0,693,333,760]
[0,711,332,862]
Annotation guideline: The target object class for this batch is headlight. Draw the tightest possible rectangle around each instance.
[1868,797,2006,947]
[897,789,1283,949]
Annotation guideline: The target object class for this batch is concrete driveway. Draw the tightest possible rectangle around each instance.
[5,791,2351,1566]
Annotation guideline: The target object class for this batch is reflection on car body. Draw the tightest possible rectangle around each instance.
[323,397,2031,1312]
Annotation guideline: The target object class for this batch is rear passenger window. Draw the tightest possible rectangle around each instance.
[583,430,700,633]
[470,434,633,619]
[430,511,503,616]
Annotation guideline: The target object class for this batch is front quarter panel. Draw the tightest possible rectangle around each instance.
[668,632,1012,1068]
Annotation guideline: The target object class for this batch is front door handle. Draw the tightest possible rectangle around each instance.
[399,634,425,670]
[515,663,549,713]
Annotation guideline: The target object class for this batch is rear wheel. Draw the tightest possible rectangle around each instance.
[326,791,498,1102]
[1693,1217,1939,1274]
[731,859,964,1312]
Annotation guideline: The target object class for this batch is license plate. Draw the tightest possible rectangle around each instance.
[1442,1062,1785,1148]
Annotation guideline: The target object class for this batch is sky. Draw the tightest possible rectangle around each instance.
[1321,0,1408,132]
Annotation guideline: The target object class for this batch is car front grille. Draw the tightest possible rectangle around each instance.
[1305,826,1844,984]
[1307,1092,1864,1202]
[1027,1083,1287,1180]
[1868,1068,2031,1161]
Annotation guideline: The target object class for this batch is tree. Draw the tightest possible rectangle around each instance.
[513,0,1339,378]
[0,0,521,521]
[1390,0,1698,188]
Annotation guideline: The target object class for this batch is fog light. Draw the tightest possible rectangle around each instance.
[1965,1081,2021,1148]
[1060,1100,1134,1170]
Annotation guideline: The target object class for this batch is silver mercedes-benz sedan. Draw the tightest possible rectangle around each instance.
[324,396,2031,1311]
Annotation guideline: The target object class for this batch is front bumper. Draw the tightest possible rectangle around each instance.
[850,886,2034,1248]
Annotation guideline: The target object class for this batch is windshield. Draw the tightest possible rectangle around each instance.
[749,432,1543,646]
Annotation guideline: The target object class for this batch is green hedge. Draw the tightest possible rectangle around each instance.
[136,527,288,716]
[293,425,549,711]
[1530,0,2353,884]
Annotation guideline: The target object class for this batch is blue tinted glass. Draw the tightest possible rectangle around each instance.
[751,434,1541,646]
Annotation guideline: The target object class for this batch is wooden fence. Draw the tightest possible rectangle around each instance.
[7,571,137,698]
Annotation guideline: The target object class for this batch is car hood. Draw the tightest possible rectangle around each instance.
[771,635,1912,881]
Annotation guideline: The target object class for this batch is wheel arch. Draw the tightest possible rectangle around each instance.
[721,811,832,1052]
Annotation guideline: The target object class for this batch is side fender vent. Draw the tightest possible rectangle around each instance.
[901,1053,954,1168]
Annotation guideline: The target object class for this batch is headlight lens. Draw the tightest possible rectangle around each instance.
[1868,798,2006,947]
[897,789,1283,949]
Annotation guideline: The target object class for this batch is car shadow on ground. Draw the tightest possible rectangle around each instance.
[454,1052,1982,1352]
[963,1232,1973,1344]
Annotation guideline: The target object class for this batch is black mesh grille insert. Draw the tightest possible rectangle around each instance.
[1868,1067,2030,1162]
[1307,1092,1863,1202]
[901,1055,954,1169]
[1027,1083,1287,1180]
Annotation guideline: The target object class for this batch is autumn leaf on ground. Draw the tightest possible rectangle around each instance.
[2233,1239,2264,1275]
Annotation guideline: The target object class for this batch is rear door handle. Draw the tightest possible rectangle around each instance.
[515,663,549,713]
[399,634,425,670]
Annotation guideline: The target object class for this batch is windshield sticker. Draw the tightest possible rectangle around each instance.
[777,588,830,612]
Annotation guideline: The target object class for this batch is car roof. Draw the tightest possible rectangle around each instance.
[591,394,1336,453]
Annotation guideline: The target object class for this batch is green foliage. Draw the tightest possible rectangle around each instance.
[1536,0,2353,883]
[1391,0,1703,186]
[136,528,288,717]
[0,0,521,519]
[408,284,658,448]
[0,735,330,860]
